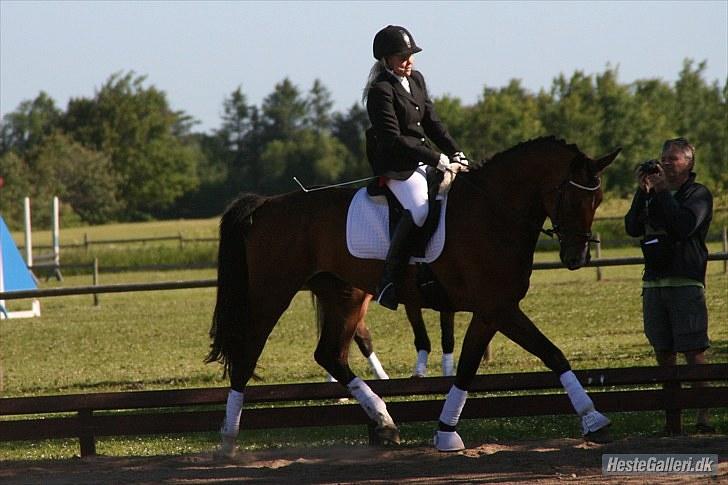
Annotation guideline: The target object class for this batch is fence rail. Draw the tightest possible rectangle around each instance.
[4,252,727,301]
[1,364,726,457]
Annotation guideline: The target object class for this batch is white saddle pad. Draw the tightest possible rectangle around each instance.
[346,188,447,263]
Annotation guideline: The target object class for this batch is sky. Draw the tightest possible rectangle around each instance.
[1,1,727,134]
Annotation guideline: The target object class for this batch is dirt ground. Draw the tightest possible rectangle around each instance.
[1,434,725,484]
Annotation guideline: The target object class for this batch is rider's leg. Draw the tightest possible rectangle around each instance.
[375,167,429,310]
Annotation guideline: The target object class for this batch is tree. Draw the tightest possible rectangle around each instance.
[306,79,334,132]
[332,103,370,179]
[31,133,121,224]
[61,71,200,219]
[0,91,61,156]
[0,151,32,228]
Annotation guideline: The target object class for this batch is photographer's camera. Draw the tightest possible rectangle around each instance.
[638,159,661,175]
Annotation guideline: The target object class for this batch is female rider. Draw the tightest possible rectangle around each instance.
[364,25,469,310]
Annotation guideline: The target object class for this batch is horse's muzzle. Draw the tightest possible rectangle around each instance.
[560,243,590,270]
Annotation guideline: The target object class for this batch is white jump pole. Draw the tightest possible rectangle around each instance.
[24,197,33,267]
[52,196,60,268]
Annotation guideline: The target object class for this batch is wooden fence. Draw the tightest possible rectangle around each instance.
[1,364,726,457]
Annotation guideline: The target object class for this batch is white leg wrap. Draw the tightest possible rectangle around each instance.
[222,389,245,436]
[581,410,611,434]
[559,370,594,416]
[367,352,389,379]
[215,389,244,459]
[413,350,428,377]
[441,353,455,377]
[439,385,467,427]
[347,377,395,427]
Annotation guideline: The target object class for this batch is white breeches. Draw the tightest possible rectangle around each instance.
[386,166,429,227]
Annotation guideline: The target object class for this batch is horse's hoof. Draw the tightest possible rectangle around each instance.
[213,434,237,459]
[584,426,612,444]
[372,424,401,445]
[434,430,465,452]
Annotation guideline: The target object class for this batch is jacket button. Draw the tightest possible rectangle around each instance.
[415,106,420,110]
[420,138,425,142]
[416,122,421,126]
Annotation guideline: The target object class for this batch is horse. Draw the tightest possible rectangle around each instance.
[206,136,620,456]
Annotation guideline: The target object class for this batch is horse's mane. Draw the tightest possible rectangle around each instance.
[471,136,586,171]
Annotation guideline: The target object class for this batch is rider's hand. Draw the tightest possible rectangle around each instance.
[451,152,470,172]
[436,153,451,172]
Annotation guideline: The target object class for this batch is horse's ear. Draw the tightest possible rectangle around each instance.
[589,147,622,174]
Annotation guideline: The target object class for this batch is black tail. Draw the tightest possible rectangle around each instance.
[205,194,267,376]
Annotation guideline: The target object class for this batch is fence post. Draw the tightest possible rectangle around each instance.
[179,231,183,249]
[93,258,100,306]
[84,233,89,253]
[723,226,727,274]
[23,197,33,268]
[595,233,602,281]
[78,409,96,457]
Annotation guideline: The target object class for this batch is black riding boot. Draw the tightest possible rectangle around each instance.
[376,210,416,310]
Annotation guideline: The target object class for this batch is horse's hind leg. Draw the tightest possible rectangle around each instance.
[405,304,432,377]
[497,307,611,443]
[217,286,300,458]
[439,311,455,376]
[312,276,399,444]
[353,294,389,379]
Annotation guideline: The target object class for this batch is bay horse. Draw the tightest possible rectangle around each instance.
[207,136,620,456]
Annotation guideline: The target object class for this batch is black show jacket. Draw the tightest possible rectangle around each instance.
[366,69,461,179]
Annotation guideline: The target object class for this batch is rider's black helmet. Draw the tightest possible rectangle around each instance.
[372,25,422,60]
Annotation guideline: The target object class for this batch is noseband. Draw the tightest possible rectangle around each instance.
[542,176,601,244]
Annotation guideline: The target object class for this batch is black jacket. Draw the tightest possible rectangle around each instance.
[366,69,460,178]
[624,173,713,283]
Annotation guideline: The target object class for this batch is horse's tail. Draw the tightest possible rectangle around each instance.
[205,193,267,376]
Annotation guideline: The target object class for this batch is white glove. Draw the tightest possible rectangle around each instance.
[436,153,451,172]
[451,152,470,172]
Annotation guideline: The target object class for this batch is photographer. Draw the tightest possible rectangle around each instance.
[624,137,714,433]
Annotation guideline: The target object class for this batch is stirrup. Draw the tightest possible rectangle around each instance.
[376,282,398,310]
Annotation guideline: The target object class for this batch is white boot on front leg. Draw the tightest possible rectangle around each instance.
[434,430,465,451]
[434,385,468,452]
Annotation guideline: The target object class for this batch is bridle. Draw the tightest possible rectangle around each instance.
[542,173,602,245]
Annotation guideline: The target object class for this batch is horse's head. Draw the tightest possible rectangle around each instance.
[543,147,621,270]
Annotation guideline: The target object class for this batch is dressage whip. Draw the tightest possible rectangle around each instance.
[292,175,378,193]
[292,161,471,193]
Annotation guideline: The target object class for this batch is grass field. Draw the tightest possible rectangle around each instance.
[1,233,726,459]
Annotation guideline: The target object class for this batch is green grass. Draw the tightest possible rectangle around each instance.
[1,251,726,460]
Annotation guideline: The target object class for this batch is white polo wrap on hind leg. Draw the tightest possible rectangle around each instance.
[367,352,389,379]
[413,350,429,377]
[347,377,394,427]
[559,370,610,434]
[222,389,245,436]
[441,353,455,377]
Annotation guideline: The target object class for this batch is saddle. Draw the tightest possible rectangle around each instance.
[365,168,443,258]
[348,168,452,311]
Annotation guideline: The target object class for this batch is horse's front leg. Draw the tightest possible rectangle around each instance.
[435,313,497,451]
[313,279,400,445]
[497,307,611,443]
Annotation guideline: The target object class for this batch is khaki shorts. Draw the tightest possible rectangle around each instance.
[642,286,710,353]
